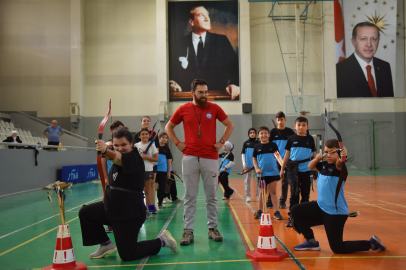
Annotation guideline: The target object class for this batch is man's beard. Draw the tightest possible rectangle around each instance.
[194,94,207,107]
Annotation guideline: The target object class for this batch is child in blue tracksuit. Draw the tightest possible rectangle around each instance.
[156,132,172,208]
[219,141,235,199]
[253,126,283,220]
[281,117,316,227]
[291,139,386,253]
[241,128,260,202]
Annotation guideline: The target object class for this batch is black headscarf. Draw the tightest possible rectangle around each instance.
[248,128,257,141]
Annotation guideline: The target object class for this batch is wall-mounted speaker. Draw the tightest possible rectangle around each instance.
[242,103,252,114]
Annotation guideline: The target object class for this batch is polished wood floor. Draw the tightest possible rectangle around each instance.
[0,169,405,270]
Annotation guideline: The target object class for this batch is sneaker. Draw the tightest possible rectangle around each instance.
[180,230,194,246]
[158,203,163,209]
[279,202,287,209]
[208,228,223,242]
[254,210,262,219]
[105,226,113,233]
[163,197,172,204]
[267,205,273,209]
[229,191,235,199]
[173,198,182,202]
[246,196,251,202]
[222,196,228,200]
[294,240,321,251]
[370,235,386,251]
[146,210,151,219]
[90,241,117,259]
[148,204,157,214]
[159,230,177,252]
[286,217,293,227]
[274,211,284,220]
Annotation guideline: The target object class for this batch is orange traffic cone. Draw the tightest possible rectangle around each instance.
[42,224,87,270]
[246,213,289,261]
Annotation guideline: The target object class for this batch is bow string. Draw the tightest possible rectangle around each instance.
[324,108,347,212]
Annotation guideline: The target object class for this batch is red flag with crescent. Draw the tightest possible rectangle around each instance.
[334,0,346,63]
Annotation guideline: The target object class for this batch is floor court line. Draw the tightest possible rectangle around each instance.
[136,195,185,270]
[378,200,406,208]
[0,216,79,257]
[0,197,101,240]
[229,182,306,270]
[228,202,255,251]
[355,199,406,216]
[35,255,406,269]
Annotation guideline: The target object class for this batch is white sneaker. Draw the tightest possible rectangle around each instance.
[246,197,251,202]
[159,230,177,252]
[163,197,172,204]
[90,241,117,259]
[222,196,227,200]
[229,192,235,199]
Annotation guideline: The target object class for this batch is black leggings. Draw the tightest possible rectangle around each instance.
[156,172,168,204]
[291,201,371,254]
[219,172,234,197]
[289,171,311,211]
[79,201,161,261]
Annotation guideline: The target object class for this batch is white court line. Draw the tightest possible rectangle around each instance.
[0,188,42,198]
[136,194,185,270]
[0,197,102,240]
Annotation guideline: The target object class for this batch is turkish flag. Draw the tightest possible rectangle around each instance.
[334,0,346,63]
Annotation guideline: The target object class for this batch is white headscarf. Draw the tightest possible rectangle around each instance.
[11,130,17,135]
[224,141,233,153]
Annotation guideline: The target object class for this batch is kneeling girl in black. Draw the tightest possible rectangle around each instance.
[79,128,176,261]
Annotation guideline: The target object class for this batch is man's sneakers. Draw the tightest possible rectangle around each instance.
[370,235,387,251]
[254,210,263,219]
[163,197,172,204]
[90,241,117,259]
[222,196,228,200]
[286,216,293,227]
[246,196,251,202]
[294,240,321,251]
[105,226,113,233]
[146,209,151,219]
[158,230,177,252]
[208,228,223,242]
[180,230,194,246]
[274,211,284,220]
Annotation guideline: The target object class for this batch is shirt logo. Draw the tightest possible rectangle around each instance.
[113,172,118,182]
[328,168,333,172]
[206,113,212,119]
[293,141,298,144]
[275,135,278,137]
[258,149,262,152]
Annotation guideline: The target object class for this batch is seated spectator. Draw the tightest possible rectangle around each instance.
[3,130,22,149]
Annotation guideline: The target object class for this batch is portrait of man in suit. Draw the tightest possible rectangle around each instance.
[337,22,394,98]
[168,2,239,101]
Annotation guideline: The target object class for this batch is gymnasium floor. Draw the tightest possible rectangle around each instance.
[1,169,405,270]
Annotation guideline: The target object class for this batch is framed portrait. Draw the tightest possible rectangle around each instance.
[335,0,404,98]
[168,1,240,101]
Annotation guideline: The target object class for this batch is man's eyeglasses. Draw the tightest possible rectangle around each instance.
[195,91,209,96]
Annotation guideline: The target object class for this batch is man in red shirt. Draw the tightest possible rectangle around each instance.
[165,79,234,246]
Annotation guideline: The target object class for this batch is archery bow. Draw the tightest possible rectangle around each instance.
[144,129,160,154]
[237,167,255,175]
[97,99,111,202]
[150,120,159,139]
[324,108,347,212]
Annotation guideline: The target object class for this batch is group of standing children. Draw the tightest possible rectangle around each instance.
[220,111,387,254]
